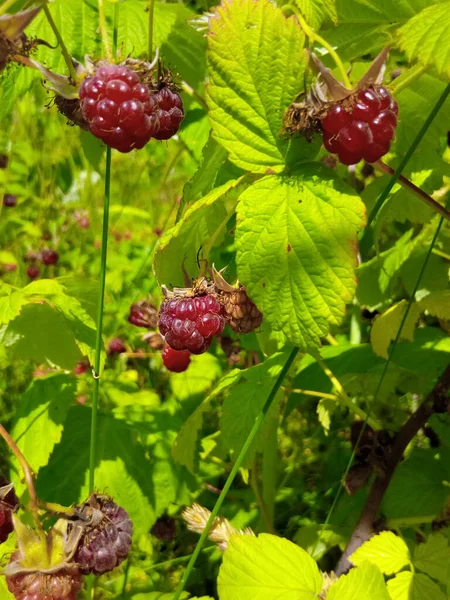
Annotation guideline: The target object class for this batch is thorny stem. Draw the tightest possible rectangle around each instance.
[98,0,113,62]
[374,160,450,223]
[148,0,155,61]
[282,5,352,88]
[0,0,17,17]
[43,4,77,82]
[0,423,41,530]
[314,355,382,429]
[336,362,450,575]
[172,347,299,600]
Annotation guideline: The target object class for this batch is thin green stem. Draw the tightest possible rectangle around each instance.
[289,388,338,401]
[432,248,450,261]
[0,0,16,17]
[390,64,428,95]
[98,0,112,62]
[148,0,155,61]
[360,82,450,250]
[282,4,351,88]
[43,4,77,81]
[173,347,299,600]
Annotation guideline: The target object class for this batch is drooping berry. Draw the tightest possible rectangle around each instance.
[158,294,224,355]
[79,64,159,153]
[108,338,126,355]
[71,494,133,575]
[151,86,184,140]
[162,346,191,373]
[0,477,18,544]
[40,249,59,266]
[321,85,398,165]
[6,555,82,600]
[3,194,16,207]
[128,300,158,329]
[27,265,40,280]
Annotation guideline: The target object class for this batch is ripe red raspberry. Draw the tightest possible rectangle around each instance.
[79,64,159,153]
[162,346,191,373]
[158,294,224,355]
[74,360,89,376]
[151,87,184,140]
[0,477,18,544]
[6,555,82,600]
[108,338,126,355]
[321,86,398,165]
[3,194,16,207]
[40,249,59,266]
[27,265,40,280]
[128,300,158,329]
[72,495,133,575]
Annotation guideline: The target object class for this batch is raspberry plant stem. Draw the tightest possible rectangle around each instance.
[172,347,299,600]
[43,4,77,82]
[148,0,155,61]
[98,0,113,62]
[0,423,41,530]
[282,5,352,89]
[374,159,450,223]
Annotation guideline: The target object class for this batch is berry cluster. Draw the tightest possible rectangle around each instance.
[159,295,224,355]
[79,64,183,153]
[72,495,133,575]
[321,86,398,165]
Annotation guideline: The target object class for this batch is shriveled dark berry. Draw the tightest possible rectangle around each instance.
[40,249,59,266]
[151,87,184,140]
[3,194,16,207]
[321,85,398,165]
[219,288,263,334]
[0,476,18,544]
[162,346,191,372]
[128,300,158,329]
[80,64,159,152]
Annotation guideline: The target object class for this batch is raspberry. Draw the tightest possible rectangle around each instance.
[108,338,126,355]
[72,494,133,575]
[74,360,89,376]
[0,477,18,544]
[151,87,184,140]
[158,294,224,355]
[6,556,82,600]
[27,265,40,280]
[219,288,263,334]
[0,154,8,169]
[79,64,158,153]
[40,249,59,266]
[162,346,191,373]
[321,85,398,165]
[3,194,16,207]
[128,300,158,329]
[151,515,177,541]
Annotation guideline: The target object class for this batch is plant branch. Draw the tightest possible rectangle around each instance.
[98,0,112,62]
[0,423,41,530]
[148,0,155,61]
[281,5,351,88]
[374,160,450,223]
[172,347,299,600]
[336,362,450,575]
[43,4,77,81]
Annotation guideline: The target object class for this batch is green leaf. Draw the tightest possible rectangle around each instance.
[235,168,365,349]
[387,571,447,600]
[293,0,337,29]
[11,374,75,481]
[220,352,289,465]
[414,534,450,584]
[383,449,450,519]
[294,524,348,560]
[217,533,322,599]
[371,301,420,359]
[154,178,247,287]
[170,352,222,403]
[207,0,306,172]
[397,2,450,80]
[350,532,411,575]
[327,562,390,600]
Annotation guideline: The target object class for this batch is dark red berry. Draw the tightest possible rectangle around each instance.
[6,553,82,600]
[151,515,177,541]
[40,249,59,266]
[128,300,158,329]
[0,154,8,169]
[27,265,40,280]
[0,477,18,544]
[80,64,158,153]
[151,87,184,140]
[320,85,398,165]
[108,338,126,355]
[158,294,223,355]
[74,360,89,375]
[3,194,16,207]
[72,494,133,575]
[162,346,191,372]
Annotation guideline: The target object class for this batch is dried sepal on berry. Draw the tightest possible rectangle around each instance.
[213,267,263,334]
[0,7,44,72]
